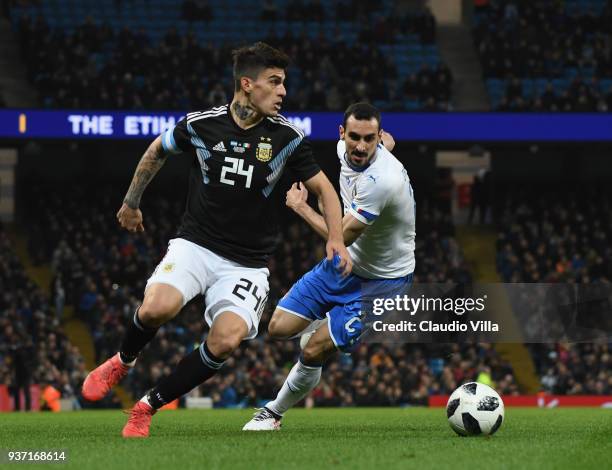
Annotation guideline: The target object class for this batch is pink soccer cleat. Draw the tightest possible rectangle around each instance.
[81,353,130,402]
[122,401,157,438]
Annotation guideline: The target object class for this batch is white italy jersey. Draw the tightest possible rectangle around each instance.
[337,140,416,279]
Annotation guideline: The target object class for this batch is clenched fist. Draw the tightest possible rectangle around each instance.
[116,203,144,232]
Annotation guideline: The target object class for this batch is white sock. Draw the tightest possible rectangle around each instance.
[266,360,322,416]
[117,352,136,367]
[140,395,152,407]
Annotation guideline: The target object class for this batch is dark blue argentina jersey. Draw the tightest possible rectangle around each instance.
[161,105,320,268]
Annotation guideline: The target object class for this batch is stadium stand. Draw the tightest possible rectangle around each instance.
[496,185,611,395]
[8,0,453,111]
[472,0,612,111]
[496,186,612,284]
[0,224,93,411]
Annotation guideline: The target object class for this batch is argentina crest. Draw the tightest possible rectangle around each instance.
[256,137,273,162]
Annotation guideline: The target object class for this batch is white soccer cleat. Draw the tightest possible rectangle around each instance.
[242,408,282,431]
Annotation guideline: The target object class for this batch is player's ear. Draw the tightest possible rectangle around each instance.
[240,76,251,93]
[339,125,345,140]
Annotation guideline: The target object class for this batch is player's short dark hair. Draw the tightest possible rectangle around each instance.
[343,102,381,130]
[232,42,290,92]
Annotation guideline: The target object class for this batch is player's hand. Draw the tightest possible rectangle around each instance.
[326,240,352,277]
[116,203,144,232]
[381,129,395,152]
[286,182,308,212]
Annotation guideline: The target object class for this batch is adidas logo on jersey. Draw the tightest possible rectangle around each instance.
[213,141,227,152]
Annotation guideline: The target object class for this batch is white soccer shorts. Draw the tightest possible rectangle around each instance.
[146,238,269,339]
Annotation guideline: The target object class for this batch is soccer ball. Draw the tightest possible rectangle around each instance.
[446,382,504,436]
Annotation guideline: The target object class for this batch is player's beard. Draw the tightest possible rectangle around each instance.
[349,150,371,167]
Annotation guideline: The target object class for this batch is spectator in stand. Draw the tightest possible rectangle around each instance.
[474,1,612,111]
[7,332,34,411]
[309,0,325,22]
[415,6,436,44]
[182,0,213,22]
[260,0,278,21]
[40,376,61,412]
[496,185,612,395]
[0,226,87,410]
[13,5,451,112]
[468,169,491,225]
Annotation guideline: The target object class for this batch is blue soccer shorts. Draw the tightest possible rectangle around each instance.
[277,257,413,352]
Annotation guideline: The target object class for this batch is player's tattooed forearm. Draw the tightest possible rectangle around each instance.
[123,142,167,209]
[232,101,256,121]
[124,166,154,209]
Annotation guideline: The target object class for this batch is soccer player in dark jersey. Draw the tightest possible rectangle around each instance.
[81,42,352,437]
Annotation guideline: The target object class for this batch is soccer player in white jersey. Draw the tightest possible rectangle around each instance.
[243,102,416,430]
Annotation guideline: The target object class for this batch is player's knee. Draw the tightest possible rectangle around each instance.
[301,347,322,365]
[139,297,181,327]
[302,330,337,365]
[207,312,249,359]
[301,342,327,365]
[206,333,242,359]
[267,314,289,339]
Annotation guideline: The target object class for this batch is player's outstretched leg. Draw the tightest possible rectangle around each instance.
[243,325,335,431]
[82,284,183,402]
[123,311,246,437]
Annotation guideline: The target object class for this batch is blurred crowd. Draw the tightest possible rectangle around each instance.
[496,185,612,395]
[197,342,519,408]
[496,186,612,284]
[0,225,88,411]
[259,0,436,45]
[493,77,612,112]
[533,343,610,395]
[11,1,452,111]
[474,0,612,111]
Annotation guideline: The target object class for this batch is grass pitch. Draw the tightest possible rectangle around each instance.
[0,408,610,470]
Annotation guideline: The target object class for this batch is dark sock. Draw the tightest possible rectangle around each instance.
[119,308,159,363]
[264,407,282,420]
[147,342,225,410]
[299,352,324,368]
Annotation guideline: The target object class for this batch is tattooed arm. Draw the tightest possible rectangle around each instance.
[116,136,168,232]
